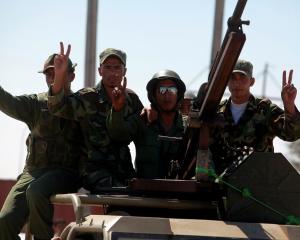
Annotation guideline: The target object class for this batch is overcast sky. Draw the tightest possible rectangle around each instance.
[0,0,299,179]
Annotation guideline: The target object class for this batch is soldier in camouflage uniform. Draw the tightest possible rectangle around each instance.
[210,59,300,175]
[0,54,83,240]
[48,43,143,191]
[107,70,186,179]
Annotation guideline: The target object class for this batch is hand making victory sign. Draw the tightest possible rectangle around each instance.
[111,77,127,112]
[52,42,71,94]
[281,69,297,115]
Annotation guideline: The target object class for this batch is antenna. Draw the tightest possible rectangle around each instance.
[257,63,281,102]
[210,0,225,68]
[84,0,98,87]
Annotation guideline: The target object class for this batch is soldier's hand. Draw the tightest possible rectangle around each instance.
[281,70,297,115]
[112,77,127,112]
[52,42,71,94]
[140,104,158,124]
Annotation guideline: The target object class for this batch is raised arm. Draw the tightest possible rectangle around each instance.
[48,42,92,121]
[281,69,297,115]
[111,77,127,112]
[51,42,71,95]
[269,70,300,141]
[107,77,140,142]
[0,86,37,127]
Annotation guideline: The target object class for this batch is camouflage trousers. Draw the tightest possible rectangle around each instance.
[0,167,80,240]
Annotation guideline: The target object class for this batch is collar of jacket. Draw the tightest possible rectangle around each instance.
[155,112,184,132]
[218,94,260,125]
[95,81,110,104]
[218,94,258,113]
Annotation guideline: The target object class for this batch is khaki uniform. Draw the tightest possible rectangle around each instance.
[0,88,82,240]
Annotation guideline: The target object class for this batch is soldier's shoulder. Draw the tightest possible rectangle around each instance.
[28,92,46,110]
[37,92,47,97]
[74,87,99,100]
[126,88,139,97]
[76,87,97,95]
[255,97,273,109]
[126,88,142,104]
[35,92,47,101]
[256,96,271,104]
[252,96,283,114]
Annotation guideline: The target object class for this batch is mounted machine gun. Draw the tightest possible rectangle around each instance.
[177,0,300,226]
[179,0,250,179]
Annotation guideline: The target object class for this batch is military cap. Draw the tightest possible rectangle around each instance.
[233,59,253,78]
[38,54,77,73]
[99,48,126,66]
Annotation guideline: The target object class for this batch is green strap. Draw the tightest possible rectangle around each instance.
[241,188,251,198]
[195,166,208,174]
[196,166,300,225]
[287,215,300,225]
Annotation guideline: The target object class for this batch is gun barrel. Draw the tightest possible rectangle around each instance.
[231,0,248,25]
[197,32,246,119]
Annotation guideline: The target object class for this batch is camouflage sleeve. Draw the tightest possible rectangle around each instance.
[0,86,38,126]
[107,108,141,142]
[125,89,144,114]
[269,103,300,141]
[47,87,98,121]
[47,87,65,107]
[107,90,144,142]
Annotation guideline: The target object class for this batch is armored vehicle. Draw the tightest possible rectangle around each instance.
[37,0,300,239]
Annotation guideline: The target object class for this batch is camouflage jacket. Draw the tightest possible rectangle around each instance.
[0,86,83,172]
[210,94,300,174]
[48,82,143,183]
[107,110,184,179]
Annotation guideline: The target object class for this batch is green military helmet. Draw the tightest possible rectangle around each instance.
[146,69,186,107]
